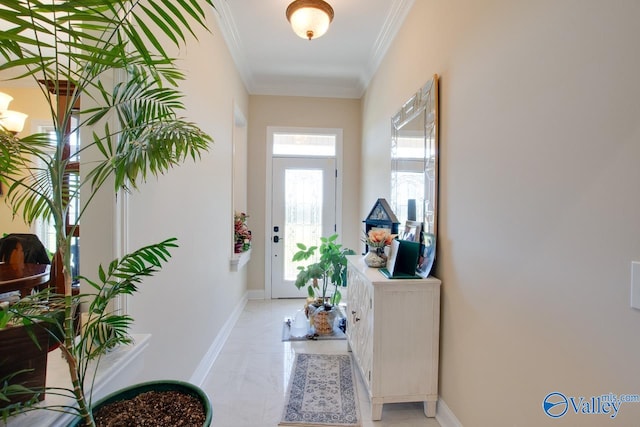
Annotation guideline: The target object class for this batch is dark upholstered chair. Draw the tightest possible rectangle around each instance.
[0,233,51,265]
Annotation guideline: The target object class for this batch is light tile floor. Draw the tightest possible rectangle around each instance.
[202,299,441,427]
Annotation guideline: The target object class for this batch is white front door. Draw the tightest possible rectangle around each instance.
[271,157,336,298]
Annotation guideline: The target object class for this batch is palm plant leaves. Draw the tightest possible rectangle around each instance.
[0,132,21,186]
[0,371,43,421]
[0,131,57,224]
[76,238,177,378]
[0,239,178,418]
[0,0,216,282]
[0,1,214,424]
[0,0,214,227]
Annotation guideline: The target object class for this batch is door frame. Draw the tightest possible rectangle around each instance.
[264,126,344,300]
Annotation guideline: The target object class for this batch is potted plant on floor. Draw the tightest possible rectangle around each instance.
[292,234,355,335]
[0,0,215,425]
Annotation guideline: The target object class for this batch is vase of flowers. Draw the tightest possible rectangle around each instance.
[234,212,252,253]
[362,228,396,268]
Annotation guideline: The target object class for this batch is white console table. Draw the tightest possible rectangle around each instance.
[346,256,441,420]
[3,334,150,427]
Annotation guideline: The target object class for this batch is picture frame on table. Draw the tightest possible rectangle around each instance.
[416,232,436,278]
[401,220,422,243]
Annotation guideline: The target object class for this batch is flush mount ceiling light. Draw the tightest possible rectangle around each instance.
[286,0,334,40]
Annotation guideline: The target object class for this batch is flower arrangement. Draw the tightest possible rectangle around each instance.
[234,212,252,253]
[362,228,396,248]
[362,228,396,268]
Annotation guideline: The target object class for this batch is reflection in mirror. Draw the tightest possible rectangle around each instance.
[391,75,439,249]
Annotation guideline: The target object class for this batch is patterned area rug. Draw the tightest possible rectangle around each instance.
[280,353,360,427]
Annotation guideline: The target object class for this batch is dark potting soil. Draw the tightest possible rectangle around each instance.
[91,390,206,426]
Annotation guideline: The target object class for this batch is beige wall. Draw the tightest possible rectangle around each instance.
[246,95,362,296]
[362,0,640,425]
[122,6,250,380]
[0,86,53,235]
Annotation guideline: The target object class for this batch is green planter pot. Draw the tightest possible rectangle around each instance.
[67,380,212,427]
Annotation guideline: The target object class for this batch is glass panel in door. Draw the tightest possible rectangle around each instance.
[271,157,336,298]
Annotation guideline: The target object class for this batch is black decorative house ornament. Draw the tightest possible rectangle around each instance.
[363,198,400,252]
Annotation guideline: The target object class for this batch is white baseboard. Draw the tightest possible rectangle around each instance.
[436,398,463,427]
[189,291,248,386]
[247,289,265,300]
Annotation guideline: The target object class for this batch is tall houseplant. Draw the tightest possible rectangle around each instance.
[292,234,355,335]
[0,0,214,425]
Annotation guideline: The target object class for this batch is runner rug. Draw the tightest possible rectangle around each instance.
[280,353,361,427]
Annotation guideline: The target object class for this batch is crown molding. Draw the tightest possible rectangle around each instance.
[211,0,256,93]
[359,0,415,96]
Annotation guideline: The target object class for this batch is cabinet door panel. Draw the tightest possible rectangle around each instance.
[347,267,373,390]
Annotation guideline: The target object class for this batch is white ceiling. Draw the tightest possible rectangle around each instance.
[212,0,414,99]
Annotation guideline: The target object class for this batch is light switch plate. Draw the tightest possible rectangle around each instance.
[631,262,640,310]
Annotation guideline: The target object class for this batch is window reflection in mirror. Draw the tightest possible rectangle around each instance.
[391,75,439,248]
[392,111,426,224]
